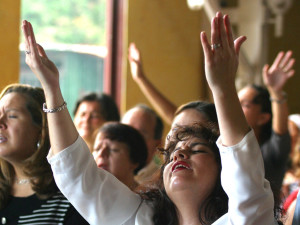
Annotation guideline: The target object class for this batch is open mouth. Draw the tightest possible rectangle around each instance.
[172,161,191,173]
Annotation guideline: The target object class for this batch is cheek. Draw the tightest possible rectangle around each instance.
[110,153,131,170]
[73,116,82,127]
[92,152,99,161]
[91,118,104,127]
[162,164,171,188]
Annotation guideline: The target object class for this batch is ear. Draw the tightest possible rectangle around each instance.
[257,113,271,126]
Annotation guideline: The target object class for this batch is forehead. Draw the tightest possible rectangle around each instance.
[77,101,101,113]
[122,108,156,132]
[0,92,28,110]
[238,86,257,101]
[94,132,129,147]
[172,109,207,128]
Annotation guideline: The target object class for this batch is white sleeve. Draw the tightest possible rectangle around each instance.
[217,129,277,225]
[47,136,142,225]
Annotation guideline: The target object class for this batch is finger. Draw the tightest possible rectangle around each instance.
[211,16,220,48]
[218,12,228,50]
[262,64,270,78]
[286,70,295,79]
[272,51,285,68]
[280,50,293,68]
[224,14,234,49]
[129,43,139,61]
[21,21,30,51]
[128,43,134,60]
[28,22,37,44]
[27,23,40,58]
[283,58,295,72]
[200,31,213,61]
[37,44,48,59]
[234,36,247,56]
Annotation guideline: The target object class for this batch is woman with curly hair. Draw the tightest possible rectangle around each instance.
[22,11,279,224]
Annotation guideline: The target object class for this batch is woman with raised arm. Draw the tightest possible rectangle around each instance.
[0,84,88,224]
[129,45,220,134]
[22,12,278,225]
[128,43,177,125]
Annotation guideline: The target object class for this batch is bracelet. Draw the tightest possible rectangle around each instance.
[270,92,287,104]
[43,101,67,113]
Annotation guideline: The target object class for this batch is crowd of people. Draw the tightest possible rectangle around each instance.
[1,10,300,225]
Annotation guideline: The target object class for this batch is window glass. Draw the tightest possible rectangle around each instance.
[20,0,106,116]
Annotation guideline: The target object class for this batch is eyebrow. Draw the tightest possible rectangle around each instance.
[173,141,210,152]
[5,108,23,113]
[189,142,210,148]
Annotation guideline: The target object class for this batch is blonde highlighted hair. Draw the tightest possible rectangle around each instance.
[0,84,57,209]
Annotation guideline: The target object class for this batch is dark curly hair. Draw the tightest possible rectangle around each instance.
[139,123,228,225]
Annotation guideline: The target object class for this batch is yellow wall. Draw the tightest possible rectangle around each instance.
[0,0,21,90]
[123,0,207,135]
[268,1,300,114]
[123,1,300,137]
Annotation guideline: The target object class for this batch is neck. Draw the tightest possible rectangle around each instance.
[176,203,202,225]
[84,138,94,153]
[122,174,138,191]
[11,164,35,197]
[172,190,205,225]
[253,127,262,144]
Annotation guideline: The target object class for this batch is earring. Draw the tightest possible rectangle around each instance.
[37,140,41,149]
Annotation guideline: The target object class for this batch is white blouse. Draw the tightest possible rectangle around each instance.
[48,130,278,225]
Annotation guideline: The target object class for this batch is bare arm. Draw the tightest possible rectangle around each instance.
[22,20,78,154]
[128,43,177,125]
[200,12,248,146]
[263,51,295,135]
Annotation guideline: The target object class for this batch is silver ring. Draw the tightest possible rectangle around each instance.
[25,50,31,54]
[211,43,221,50]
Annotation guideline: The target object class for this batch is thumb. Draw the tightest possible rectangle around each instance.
[234,36,247,56]
[37,44,48,59]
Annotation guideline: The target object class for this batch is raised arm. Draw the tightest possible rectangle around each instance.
[200,12,248,146]
[200,13,278,224]
[128,43,177,125]
[22,20,78,154]
[263,51,295,135]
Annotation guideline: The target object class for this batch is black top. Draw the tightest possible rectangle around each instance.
[261,131,291,196]
[0,192,89,225]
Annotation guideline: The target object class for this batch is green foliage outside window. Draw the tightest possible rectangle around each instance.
[21,0,106,45]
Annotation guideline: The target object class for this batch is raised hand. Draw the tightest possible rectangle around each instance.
[200,12,246,93]
[21,20,59,91]
[128,43,145,82]
[263,51,295,93]
[200,12,248,146]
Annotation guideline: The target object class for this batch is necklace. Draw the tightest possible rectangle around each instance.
[15,178,31,185]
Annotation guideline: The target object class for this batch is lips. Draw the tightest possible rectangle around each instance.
[0,134,7,143]
[172,161,191,173]
[97,163,108,171]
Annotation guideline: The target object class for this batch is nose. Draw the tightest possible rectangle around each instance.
[81,114,91,122]
[172,149,188,162]
[98,145,109,158]
[0,116,6,129]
